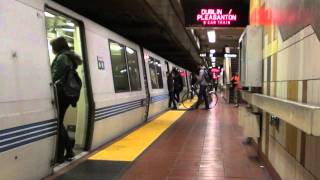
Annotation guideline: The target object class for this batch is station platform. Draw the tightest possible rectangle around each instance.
[46,101,272,180]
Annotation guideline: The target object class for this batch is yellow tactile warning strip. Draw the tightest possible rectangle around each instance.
[89,98,197,162]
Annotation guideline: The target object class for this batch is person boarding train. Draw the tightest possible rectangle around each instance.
[50,37,82,163]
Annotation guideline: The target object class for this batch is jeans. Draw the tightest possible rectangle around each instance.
[57,91,73,160]
[168,91,177,108]
[234,88,239,105]
[174,90,181,103]
[196,85,209,109]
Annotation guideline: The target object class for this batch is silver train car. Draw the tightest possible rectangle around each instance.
[0,1,191,179]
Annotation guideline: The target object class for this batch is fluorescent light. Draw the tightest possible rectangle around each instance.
[190,28,195,35]
[211,57,216,62]
[61,28,75,32]
[207,30,216,43]
[126,47,134,54]
[224,54,237,58]
[110,43,122,51]
[44,12,55,18]
[66,22,75,27]
[200,53,206,57]
[120,69,127,73]
[210,49,216,54]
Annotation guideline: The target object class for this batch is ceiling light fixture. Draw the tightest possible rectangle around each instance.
[210,49,216,54]
[200,53,206,57]
[110,43,122,51]
[66,22,75,27]
[224,54,237,58]
[61,28,75,32]
[207,30,216,43]
[126,47,135,54]
[44,12,55,18]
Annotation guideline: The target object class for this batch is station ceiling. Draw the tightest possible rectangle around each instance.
[52,0,202,71]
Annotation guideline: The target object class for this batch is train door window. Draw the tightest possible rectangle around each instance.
[45,9,89,159]
[109,42,130,92]
[148,57,163,89]
[155,59,163,88]
[148,57,159,89]
[125,47,141,91]
[165,61,169,73]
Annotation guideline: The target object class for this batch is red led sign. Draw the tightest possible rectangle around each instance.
[183,1,249,28]
[197,9,237,26]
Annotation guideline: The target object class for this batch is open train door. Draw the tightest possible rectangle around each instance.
[139,47,151,122]
[44,7,94,167]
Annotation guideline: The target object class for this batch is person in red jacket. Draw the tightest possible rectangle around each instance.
[231,72,241,107]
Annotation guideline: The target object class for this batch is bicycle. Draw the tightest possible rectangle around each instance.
[207,82,219,108]
[182,82,218,109]
[181,84,199,109]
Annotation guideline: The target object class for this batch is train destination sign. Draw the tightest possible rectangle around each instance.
[183,0,249,28]
[197,9,237,26]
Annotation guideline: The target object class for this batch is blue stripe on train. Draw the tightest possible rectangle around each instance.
[151,94,168,103]
[94,99,145,121]
[0,119,57,153]
[94,94,168,121]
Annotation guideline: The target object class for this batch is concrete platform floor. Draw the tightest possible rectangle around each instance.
[121,101,272,180]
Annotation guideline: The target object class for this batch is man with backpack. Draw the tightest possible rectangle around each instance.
[194,65,210,110]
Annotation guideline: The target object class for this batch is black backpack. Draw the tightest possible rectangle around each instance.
[63,62,82,107]
[203,69,212,83]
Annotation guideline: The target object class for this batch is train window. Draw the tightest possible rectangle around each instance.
[126,47,141,91]
[148,57,158,89]
[109,42,130,92]
[148,57,163,89]
[155,60,163,88]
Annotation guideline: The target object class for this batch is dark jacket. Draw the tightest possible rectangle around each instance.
[167,73,174,92]
[191,73,197,86]
[51,50,82,85]
[173,74,183,92]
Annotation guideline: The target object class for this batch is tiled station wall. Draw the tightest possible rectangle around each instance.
[251,0,320,179]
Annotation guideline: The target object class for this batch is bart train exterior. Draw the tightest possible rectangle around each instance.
[0,1,191,179]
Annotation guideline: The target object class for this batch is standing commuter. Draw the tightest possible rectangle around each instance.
[190,72,198,99]
[231,72,241,107]
[195,65,210,110]
[51,37,82,163]
[173,68,183,103]
[167,71,177,109]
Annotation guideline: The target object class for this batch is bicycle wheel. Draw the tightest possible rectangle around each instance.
[210,92,218,108]
[182,91,198,109]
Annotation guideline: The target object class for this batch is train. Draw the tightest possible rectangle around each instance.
[0,0,191,179]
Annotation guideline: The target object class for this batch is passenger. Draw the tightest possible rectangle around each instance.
[50,37,82,163]
[231,72,241,107]
[195,65,210,110]
[190,72,198,99]
[167,71,177,110]
[173,68,183,103]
